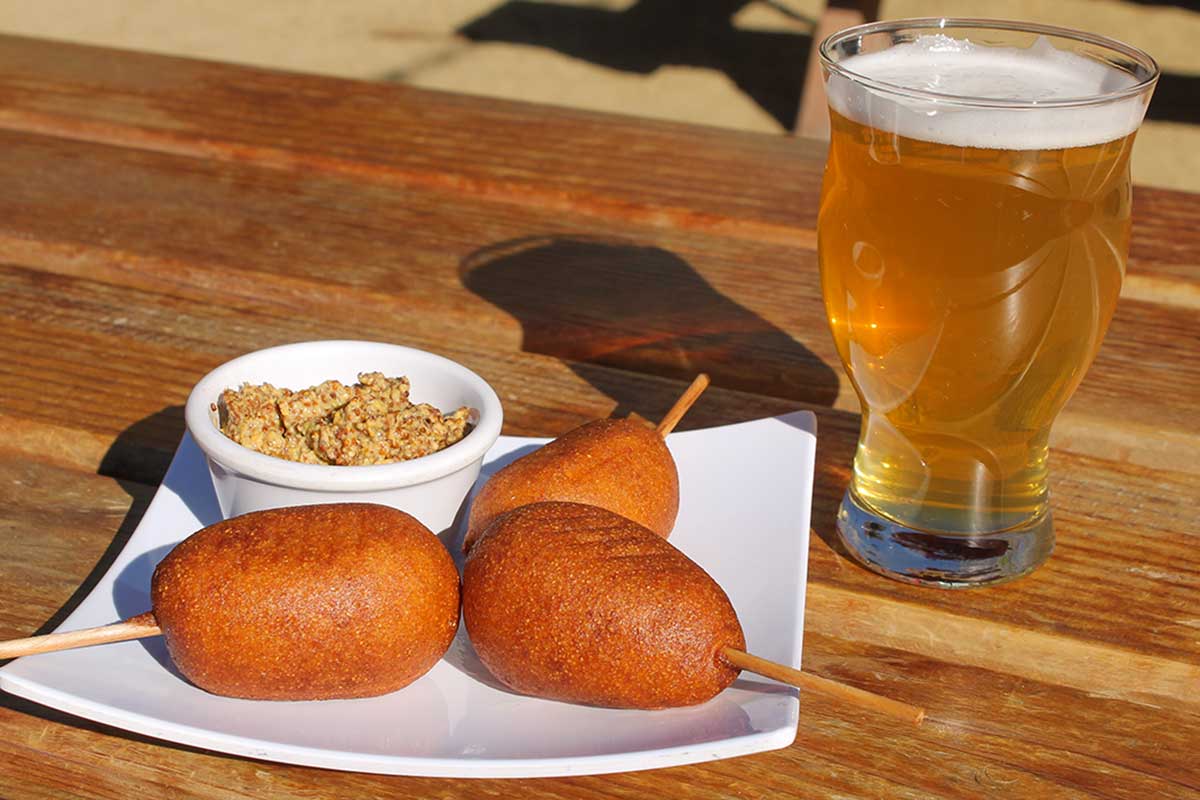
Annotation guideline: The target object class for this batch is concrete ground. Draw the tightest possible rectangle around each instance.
[0,0,1196,192]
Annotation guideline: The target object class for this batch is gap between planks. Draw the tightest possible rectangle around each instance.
[806,582,1200,714]
[1122,273,1200,310]
[1,101,1196,309]
[0,110,814,249]
[2,270,1199,476]
[4,427,1196,714]
[4,110,1197,312]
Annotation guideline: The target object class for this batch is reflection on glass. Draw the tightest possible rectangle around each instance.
[817,21,1158,586]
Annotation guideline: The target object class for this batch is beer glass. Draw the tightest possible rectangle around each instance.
[817,20,1158,587]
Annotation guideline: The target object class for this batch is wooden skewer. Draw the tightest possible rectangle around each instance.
[721,647,926,726]
[653,377,924,724]
[1,378,715,661]
[656,373,710,437]
[2,374,921,728]
[0,617,924,725]
[0,613,160,660]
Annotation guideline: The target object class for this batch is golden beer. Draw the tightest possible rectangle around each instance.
[817,21,1158,585]
[821,111,1133,530]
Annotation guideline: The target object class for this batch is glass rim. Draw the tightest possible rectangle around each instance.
[818,17,1161,110]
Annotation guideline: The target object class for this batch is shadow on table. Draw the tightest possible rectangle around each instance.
[20,407,184,640]
[454,0,812,131]
[0,408,228,753]
[454,1,1200,130]
[460,235,840,424]
[1146,71,1200,125]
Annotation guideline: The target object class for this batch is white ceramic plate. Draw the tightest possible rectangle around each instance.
[1,412,816,778]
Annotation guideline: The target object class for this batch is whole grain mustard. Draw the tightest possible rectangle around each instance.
[218,372,471,465]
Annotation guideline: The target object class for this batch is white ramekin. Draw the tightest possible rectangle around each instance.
[184,340,503,533]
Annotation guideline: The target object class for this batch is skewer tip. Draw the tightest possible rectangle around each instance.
[656,374,710,437]
[720,647,926,726]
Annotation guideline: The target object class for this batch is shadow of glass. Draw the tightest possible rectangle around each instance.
[460,236,840,422]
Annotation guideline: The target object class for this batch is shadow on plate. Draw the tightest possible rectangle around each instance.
[729,676,796,698]
[161,433,223,530]
[440,626,516,695]
[441,443,540,567]
[111,543,185,680]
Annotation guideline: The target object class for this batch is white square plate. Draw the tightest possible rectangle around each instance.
[1,412,816,778]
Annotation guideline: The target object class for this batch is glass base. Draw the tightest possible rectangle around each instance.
[835,488,1054,588]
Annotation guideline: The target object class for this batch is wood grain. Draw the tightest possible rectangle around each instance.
[2,468,1195,799]
[0,34,1197,800]
[3,271,1195,668]
[806,585,1200,712]
[0,34,824,244]
[0,32,1192,284]
[0,129,1195,470]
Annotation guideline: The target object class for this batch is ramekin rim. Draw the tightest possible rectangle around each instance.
[183,340,503,492]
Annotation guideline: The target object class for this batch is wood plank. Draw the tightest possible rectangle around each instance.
[0,127,836,404]
[0,34,823,246]
[2,273,1196,670]
[807,583,1200,711]
[797,634,1200,799]
[0,33,1193,298]
[0,462,154,644]
[2,466,1196,799]
[1130,186,1200,291]
[5,255,1199,494]
[1,33,1197,799]
[0,130,1196,470]
[804,412,1200,666]
[0,266,800,477]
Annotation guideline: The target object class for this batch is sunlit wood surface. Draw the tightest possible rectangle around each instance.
[0,34,1197,799]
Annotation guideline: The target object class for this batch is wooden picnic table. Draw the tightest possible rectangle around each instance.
[0,33,1197,799]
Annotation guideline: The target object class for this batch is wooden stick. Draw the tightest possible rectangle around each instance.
[652,375,927,724]
[656,374,710,437]
[0,615,925,725]
[0,612,161,660]
[721,647,926,726]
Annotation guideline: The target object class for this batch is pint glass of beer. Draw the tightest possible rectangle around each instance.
[817,20,1158,586]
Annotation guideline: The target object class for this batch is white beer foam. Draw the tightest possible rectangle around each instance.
[826,35,1149,150]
